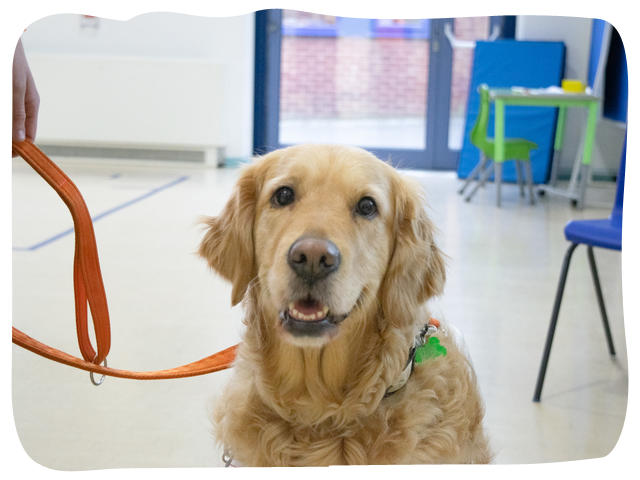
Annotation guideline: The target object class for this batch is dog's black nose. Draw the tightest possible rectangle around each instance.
[287,237,341,283]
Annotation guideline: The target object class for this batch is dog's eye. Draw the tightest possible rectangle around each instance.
[272,186,295,207]
[355,196,377,218]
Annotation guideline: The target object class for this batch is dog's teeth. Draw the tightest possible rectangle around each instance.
[287,303,330,321]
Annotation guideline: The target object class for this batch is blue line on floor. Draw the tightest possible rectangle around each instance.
[13,175,190,252]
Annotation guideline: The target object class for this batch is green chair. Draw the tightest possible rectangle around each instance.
[459,84,538,207]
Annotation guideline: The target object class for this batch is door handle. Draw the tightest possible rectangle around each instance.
[443,22,501,49]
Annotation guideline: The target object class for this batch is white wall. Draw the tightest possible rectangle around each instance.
[21,12,255,159]
[516,16,592,80]
[516,16,626,177]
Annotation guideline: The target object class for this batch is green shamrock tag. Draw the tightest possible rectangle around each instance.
[414,337,447,363]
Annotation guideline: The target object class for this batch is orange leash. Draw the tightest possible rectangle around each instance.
[12,140,237,381]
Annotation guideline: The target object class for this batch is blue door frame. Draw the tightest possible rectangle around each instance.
[254,10,512,170]
[253,10,283,156]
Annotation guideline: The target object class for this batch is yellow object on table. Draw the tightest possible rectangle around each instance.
[562,79,586,93]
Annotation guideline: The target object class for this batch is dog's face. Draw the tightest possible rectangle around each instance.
[253,145,395,346]
[200,145,445,347]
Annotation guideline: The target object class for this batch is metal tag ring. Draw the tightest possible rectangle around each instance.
[222,450,233,467]
[89,356,108,386]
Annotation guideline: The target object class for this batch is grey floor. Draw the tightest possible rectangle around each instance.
[11,155,626,469]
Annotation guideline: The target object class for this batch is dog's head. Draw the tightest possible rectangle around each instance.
[199,145,445,347]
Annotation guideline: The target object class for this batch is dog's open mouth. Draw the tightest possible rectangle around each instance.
[288,298,329,321]
[279,297,347,337]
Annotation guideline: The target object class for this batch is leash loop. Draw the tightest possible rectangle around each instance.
[12,140,238,380]
[13,139,111,365]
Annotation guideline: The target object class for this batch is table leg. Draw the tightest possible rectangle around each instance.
[494,99,505,208]
[578,101,599,208]
[582,101,599,166]
[577,163,591,209]
[550,106,567,186]
[548,150,561,188]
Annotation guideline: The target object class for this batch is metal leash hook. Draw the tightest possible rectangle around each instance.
[222,450,234,467]
[89,355,108,386]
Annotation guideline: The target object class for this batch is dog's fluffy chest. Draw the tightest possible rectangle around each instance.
[222,393,420,466]
[215,344,491,466]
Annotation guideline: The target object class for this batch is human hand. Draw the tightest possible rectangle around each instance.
[12,39,39,156]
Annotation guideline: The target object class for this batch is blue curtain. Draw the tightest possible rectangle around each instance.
[589,20,627,123]
[603,27,628,123]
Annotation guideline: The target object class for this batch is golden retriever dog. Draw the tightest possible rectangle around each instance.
[199,144,491,465]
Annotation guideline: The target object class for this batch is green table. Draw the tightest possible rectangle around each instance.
[490,88,601,208]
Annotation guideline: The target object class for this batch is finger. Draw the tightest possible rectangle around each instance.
[24,71,40,142]
[12,83,26,157]
[13,85,27,143]
[12,39,28,156]
[12,42,27,137]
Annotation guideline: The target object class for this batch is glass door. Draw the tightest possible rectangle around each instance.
[447,17,493,151]
[279,13,430,152]
[254,11,498,170]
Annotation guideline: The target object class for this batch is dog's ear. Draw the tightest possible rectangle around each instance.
[381,175,446,327]
[199,164,259,306]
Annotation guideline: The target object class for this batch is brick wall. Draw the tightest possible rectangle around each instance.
[280,17,488,121]
[280,36,428,119]
[450,18,489,117]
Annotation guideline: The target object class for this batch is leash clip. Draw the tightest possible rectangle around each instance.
[222,450,234,467]
[415,321,438,348]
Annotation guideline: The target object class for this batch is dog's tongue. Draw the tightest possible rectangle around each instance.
[288,299,329,321]
[295,298,322,314]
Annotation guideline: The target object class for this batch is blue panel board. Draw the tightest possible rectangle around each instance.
[457,40,565,183]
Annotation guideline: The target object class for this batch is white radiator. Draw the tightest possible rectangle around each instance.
[28,53,231,164]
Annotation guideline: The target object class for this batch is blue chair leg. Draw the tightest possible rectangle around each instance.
[586,246,616,356]
[533,242,579,402]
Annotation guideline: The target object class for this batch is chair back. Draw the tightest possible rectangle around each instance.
[470,84,491,151]
[610,134,626,226]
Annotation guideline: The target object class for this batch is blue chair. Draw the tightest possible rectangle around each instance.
[533,136,625,402]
